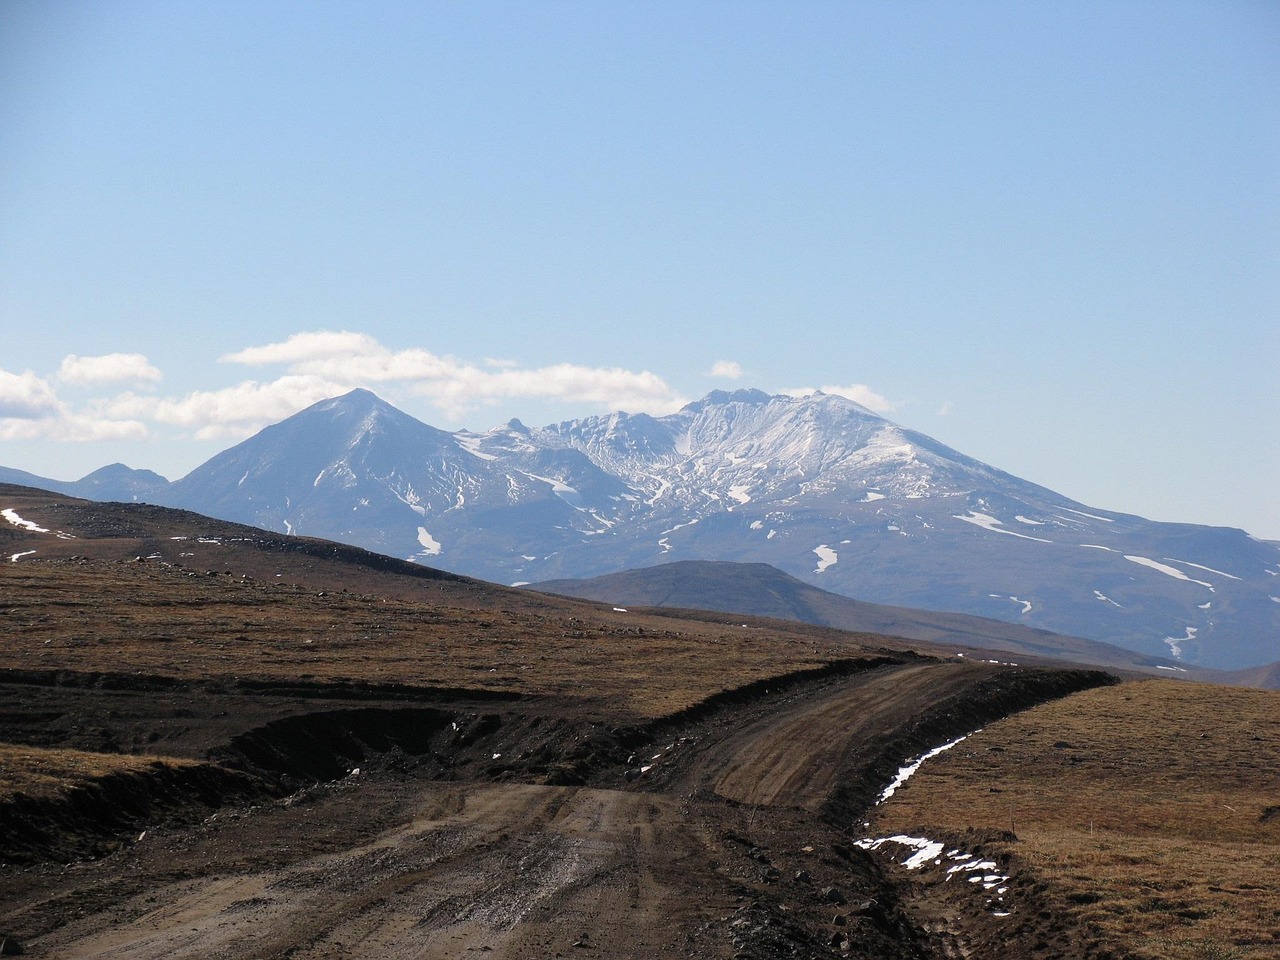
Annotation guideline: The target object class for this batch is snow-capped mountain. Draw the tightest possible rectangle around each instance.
[8,388,1277,669]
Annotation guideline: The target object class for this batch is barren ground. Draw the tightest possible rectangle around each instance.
[2,487,1269,958]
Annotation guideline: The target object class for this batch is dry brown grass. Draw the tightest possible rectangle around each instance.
[869,679,1280,959]
[0,743,196,802]
[2,559,880,719]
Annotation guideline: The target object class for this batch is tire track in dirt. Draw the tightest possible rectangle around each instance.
[20,660,1109,959]
[661,661,990,810]
[40,784,737,960]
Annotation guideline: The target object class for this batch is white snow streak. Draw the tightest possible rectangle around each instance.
[1124,556,1213,589]
[990,595,1032,614]
[1061,507,1113,522]
[10,550,36,562]
[1162,626,1197,660]
[1093,590,1122,608]
[875,732,974,805]
[1165,558,1241,581]
[953,511,1052,543]
[2,509,49,533]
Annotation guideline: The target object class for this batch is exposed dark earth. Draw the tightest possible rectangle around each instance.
[0,661,1114,959]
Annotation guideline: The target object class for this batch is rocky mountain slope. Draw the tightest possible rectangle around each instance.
[7,388,1277,669]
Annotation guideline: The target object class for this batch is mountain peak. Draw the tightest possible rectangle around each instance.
[682,388,777,413]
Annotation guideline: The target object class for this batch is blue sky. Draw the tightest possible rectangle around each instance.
[1,1,1277,537]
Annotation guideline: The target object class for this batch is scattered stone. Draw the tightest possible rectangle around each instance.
[821,886,846,905]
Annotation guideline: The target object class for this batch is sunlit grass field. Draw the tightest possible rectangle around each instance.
[869,679,1280,959]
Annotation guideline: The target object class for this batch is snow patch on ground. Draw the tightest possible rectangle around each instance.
[415,527,442,556]
[1125,555,1213,589]
[10,550,37,562]
[727,484,752,505]
[855,835,945,870]
[861,491,885,502]
[813,544,838,573]
[2,509,49,533]
[954,511,1052,543]
[1093,590,1122,608]
[749,520,764,530]
[1014,515,1045,525]
[1079,544,1116,552]
[875,732,975,805]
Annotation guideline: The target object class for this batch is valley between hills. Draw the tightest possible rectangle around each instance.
[1,485,1278,959]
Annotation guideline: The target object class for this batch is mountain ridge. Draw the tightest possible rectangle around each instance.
[5,387,1277,669]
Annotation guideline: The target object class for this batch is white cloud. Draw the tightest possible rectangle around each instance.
[59,353,162,386]
[106,375,344,440]
[0,368,148,441]
[220,330,688,421]
[937,400,955,415]
[221,330,383,365]
[707,360,745,379]
[0,369,60,419]
[0,415,149,443]
[782,383,895,413]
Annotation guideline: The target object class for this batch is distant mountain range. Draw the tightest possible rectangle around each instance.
[5,388,1277,669]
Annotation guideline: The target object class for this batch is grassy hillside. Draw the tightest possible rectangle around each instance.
[865,679,1280,959]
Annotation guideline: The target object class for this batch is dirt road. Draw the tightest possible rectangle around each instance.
[2,662,1108,959]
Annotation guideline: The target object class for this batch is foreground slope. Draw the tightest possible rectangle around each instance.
[864,679,1280,960]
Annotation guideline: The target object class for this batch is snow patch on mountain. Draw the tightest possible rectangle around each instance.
[415,527,442,556]
[813,545,838,573]
[1124,556,1213,589]
[1163,626,1197,659]
[1166,558,1242,581]
[954,511,1052,544]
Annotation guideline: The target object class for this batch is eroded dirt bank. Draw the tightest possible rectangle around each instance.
[0,661,1115,959]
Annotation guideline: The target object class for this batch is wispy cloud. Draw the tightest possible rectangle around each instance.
[782,383,895,413]
[59,353,162,386]
[105,375,341,440]
[221,330,688,421]
[707,360,744,379]
[937,400,954,415]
